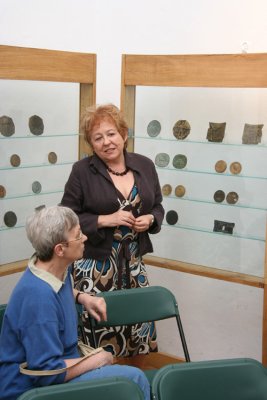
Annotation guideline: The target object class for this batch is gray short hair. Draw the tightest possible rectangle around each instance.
[26,205,79,261]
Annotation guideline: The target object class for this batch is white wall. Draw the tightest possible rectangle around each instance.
[1,0,267,361]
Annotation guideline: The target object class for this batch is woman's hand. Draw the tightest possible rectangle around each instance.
[133,214,153,232]
[98,210,136,228]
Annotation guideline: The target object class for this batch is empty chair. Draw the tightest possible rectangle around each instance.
[151,358,267,400]
[17,376,144,400]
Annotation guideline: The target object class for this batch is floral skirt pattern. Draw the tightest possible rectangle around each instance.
[73,239,158,357]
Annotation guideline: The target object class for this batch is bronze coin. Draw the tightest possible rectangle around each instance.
[173,120,191,140]
[147,120,161,137]
[0,115,15,137]
[32,181,42,194]
[173,154,187,169]
[230,161,242,175]
[213,190,225,203]
[4,211,17,227]
[215,160,227,173]
[175,185,186,197]
[166,210,178,225]
[10,154,21,167]
[29,115,44,135]
[48,152,57,164]
[162,184,172,196]
[226,191,239,204]
[0,185,6,198]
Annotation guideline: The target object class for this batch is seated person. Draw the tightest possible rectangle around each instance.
[0,205,150,400]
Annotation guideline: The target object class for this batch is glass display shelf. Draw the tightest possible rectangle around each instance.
[162,222,265,242]
[0,189,64,200]
[162,194,267,211]
[0,161,76,171]
[0,133,79,139]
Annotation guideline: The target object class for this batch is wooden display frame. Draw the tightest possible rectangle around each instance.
[120,53,267,363]
[0,45,96,277]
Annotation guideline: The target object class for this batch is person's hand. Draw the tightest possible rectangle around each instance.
[133,214,153,232]
[80,294,107,322]
[98,210,136,228]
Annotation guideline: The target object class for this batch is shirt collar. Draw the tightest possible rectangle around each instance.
[28,254,69,293]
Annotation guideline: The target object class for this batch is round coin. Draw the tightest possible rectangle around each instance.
[166,210,178,225]
[0,185,6,198]
[32,181,42,194]
[226,191,239,204]
[173,154,187,169]
[10,154,21,167]
[147,120,161,137]
[29,115,44,135]
[213,190,225,203]
[215,160,227,173]
[48,151,57,164]
[175,185,186,197]
[162,184,172,196]
[172,120,191,140]
[4,211,17,227]
[155,153,170,168]
[230,161,242,175]
[0,115,15,137]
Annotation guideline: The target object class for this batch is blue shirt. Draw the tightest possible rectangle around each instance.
[0,260,79,400]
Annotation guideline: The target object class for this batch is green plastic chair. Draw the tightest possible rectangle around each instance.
[18,377,144,400]
[151,358,267,400]
[0,303,7,332]
[88,285,190,381]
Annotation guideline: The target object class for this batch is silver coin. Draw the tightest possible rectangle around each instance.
[147,120,161,137]
[173,120,191,140]
[10,154,21,167]
[32,181,42,194]
[0,115,15,137]
[242,123,263,144]
[4,211,17,227]
[29,115,44,135]
[48,151,57,164]
[155,153,170,168]
[172,154,187,169]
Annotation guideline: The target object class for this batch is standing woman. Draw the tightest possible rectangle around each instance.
[61,104,164,357]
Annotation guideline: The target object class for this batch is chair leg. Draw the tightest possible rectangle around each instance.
[176,315,190,362]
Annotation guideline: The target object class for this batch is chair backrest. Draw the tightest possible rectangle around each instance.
[92,286,179,327]
[151,358,267,400]
[18,376,144,400]
[0,304,7,333]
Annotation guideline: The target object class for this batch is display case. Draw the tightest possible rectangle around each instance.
[0,45,96,276]
[120,53,267,362]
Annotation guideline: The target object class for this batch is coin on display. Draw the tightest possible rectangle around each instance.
[29,115,44,135]
[214,160,227,173]
[166,210,178,225]
[226,191,239,204]
[0,185,6,198]
[147,120,161,137]
[32,181,42,194]
[213,190,225,203]
[155,153,170,168]
[173,120,191,140]
[4,211,17,227]
[175,185,186,197]
[161,184,172,196]
[230,161,242,175]
[0,115,15,137]
[173,154,187,169]
[10,154,21,167]
[48,151,57,164]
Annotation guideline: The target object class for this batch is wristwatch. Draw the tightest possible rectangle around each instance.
[150,214,155,227]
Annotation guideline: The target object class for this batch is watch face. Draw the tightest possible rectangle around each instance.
[166,210,178,225]
[214,160,227,173]
[147,120,161,137]
[29,115,44,135]
[173,120,191,140]
[161,184,172,196]
[175,185,186,197]
[172,154,187,169]
[230,161,242,175]
[213,190,225,203]
[155,153,170,167]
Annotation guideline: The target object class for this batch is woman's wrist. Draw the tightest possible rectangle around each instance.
[149,214,155,227]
